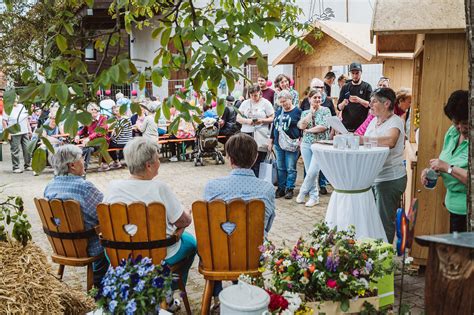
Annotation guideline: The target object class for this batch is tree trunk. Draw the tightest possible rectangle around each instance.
[466,0,473,231]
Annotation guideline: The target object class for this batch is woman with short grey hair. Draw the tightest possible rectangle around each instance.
[44,144,108,287]
[104,137,197,290]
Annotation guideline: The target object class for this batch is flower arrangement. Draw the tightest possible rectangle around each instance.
[91,255,173,314]
[256,222,394,313]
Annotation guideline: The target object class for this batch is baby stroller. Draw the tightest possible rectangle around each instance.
[193,117,225,166]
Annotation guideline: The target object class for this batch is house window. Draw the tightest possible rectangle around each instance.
[85,43,96,61]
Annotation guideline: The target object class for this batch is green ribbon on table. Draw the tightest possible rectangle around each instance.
[333,187,372,194]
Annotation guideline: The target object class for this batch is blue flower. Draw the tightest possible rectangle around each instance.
[365,261,373,272]
[121,284,130,299]
[115,266,125,276]
[152,277,164,288]
[325,255,339,272]
[137,266,146,277]
[142,257,152,265]
[125,298,137,315]
[135,280,145,292]
[102,286,113,297]
[108,300,118,313]
[122,272,130,281]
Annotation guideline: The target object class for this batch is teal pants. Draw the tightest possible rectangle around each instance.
[373,176,407,244]
[164,231,197,287]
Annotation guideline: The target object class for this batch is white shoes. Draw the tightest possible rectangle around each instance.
[169,156,178,162]
[13,169,23,173]
[305,198,320,207]
[296,193,306,204]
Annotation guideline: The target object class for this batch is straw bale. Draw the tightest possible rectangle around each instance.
[0,241,96,314]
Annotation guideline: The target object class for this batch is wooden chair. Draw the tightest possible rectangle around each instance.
[34,198,104,291]
[192,199,265,314]
[96,202,192,315]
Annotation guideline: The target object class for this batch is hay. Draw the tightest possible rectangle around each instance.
[0,241,96,314]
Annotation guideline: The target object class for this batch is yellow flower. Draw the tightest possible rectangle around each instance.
[282,249,291,256]
[258,266,266,273]
[358,289,366,296]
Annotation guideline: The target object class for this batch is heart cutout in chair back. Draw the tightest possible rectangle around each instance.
[123,224,138,236]
[51,217,61,227]
[221,221,237,236]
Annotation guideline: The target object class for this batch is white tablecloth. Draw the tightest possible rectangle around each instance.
[312,144,389,242]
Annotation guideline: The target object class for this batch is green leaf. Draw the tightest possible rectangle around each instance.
[56,83,69,104]
[32,148,47,173]
[63,113,78,136]
[85,0,94,8]
[256,57,268,77]
[64,23,74,36]
[6,124,21,134]
[27,133,39,154]
[40,136,55,154]
[171,95,183,111]
[160,28,172,47]
[18,86,39,103]
[162,101,171,120]
[42,83,52,99]
[77,111,92,126]
[340,299,350,312]
[151,27,163,39]
[216,98,225,116]
[151,68,163,87]
[130,102,142,116]
[56,34,68,52]
[139,73,146,90]
[87,137,107,149]
[3,89,17,115]
[110,65,120,83]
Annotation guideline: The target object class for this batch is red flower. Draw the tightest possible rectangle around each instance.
[309,248,315,257]
[326,279,337,289]
[266,290,289,311]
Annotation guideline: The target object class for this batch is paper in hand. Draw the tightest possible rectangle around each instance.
[326,116,349,134]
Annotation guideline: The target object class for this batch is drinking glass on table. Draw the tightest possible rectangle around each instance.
[363,136,373,149]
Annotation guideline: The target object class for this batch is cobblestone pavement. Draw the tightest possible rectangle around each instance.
[0,144,425,314]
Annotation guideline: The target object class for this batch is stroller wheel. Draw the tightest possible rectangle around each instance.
[194,157,199,167]
[199,157,204,166]
[220,156,225,164]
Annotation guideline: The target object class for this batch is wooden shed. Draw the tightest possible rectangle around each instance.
[371,0,468,265]
[272,20,414,96]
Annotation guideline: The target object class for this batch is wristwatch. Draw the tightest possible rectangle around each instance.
[447,165,455,175]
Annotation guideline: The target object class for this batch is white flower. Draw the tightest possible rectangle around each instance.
[368,258,374,264]
[317,271,325,280]
[283,291,302,312]
[283,260,292,267]
[358,278,369,289]
[300,276,309,284]
[339,272,348,282]
[378,251,389,261]
[404,256,414,264]
[281,310,293,315]
[317,255,323,262]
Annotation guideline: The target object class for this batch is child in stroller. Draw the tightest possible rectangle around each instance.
[193,117,225,166]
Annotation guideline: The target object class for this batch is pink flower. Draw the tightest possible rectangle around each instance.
[326,279,337,289]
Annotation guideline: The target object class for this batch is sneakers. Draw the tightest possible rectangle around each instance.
[169,156,179,162]
[13,169,23,174]
[296,193,306,204]
[319,186,328,195]
[305,198,320,207]
[25,166,33,171]
[109,161,122,169]
[275,188,286,198]
[98,163,110,172]
[284,189,294,199]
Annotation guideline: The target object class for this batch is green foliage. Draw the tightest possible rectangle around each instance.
[1,0,313,172]
[0,192,32,246]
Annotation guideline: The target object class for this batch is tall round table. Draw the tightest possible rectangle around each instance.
[312,143,389,242]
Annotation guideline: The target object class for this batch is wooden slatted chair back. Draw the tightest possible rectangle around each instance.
[34,198,90,258]
[96,202,168,267]
[192,199,265,273]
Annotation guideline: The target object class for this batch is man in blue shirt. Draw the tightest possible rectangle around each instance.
[203,133,276,301]
[203,133,276,234]
[44,145,108,288]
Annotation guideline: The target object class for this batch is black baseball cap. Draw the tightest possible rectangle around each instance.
[226,95,235,102]
[349,62,362,72]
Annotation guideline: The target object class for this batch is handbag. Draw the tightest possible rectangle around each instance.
[277,110,300,152]
[258,151,278,185]
[254,125,270,152]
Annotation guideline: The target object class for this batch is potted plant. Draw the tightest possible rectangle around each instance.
[91,255,174,314]
[254,222,394,314]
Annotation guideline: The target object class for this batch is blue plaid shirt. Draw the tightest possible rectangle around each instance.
[204,168,276,234]
[44,175,104,257]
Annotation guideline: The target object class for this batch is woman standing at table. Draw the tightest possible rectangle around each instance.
[421,90,468,232]
[296,89,331,207]
[269,90,301,200]
[365,87,407,243]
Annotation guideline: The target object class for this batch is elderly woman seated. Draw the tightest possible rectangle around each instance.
[44,145,109,287]
[104,137,196,288]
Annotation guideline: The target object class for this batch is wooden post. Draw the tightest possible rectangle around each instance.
[415,233,474,314]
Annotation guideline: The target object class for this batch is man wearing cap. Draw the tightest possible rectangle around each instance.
[218,95,239,141]
[337,63,373,132]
